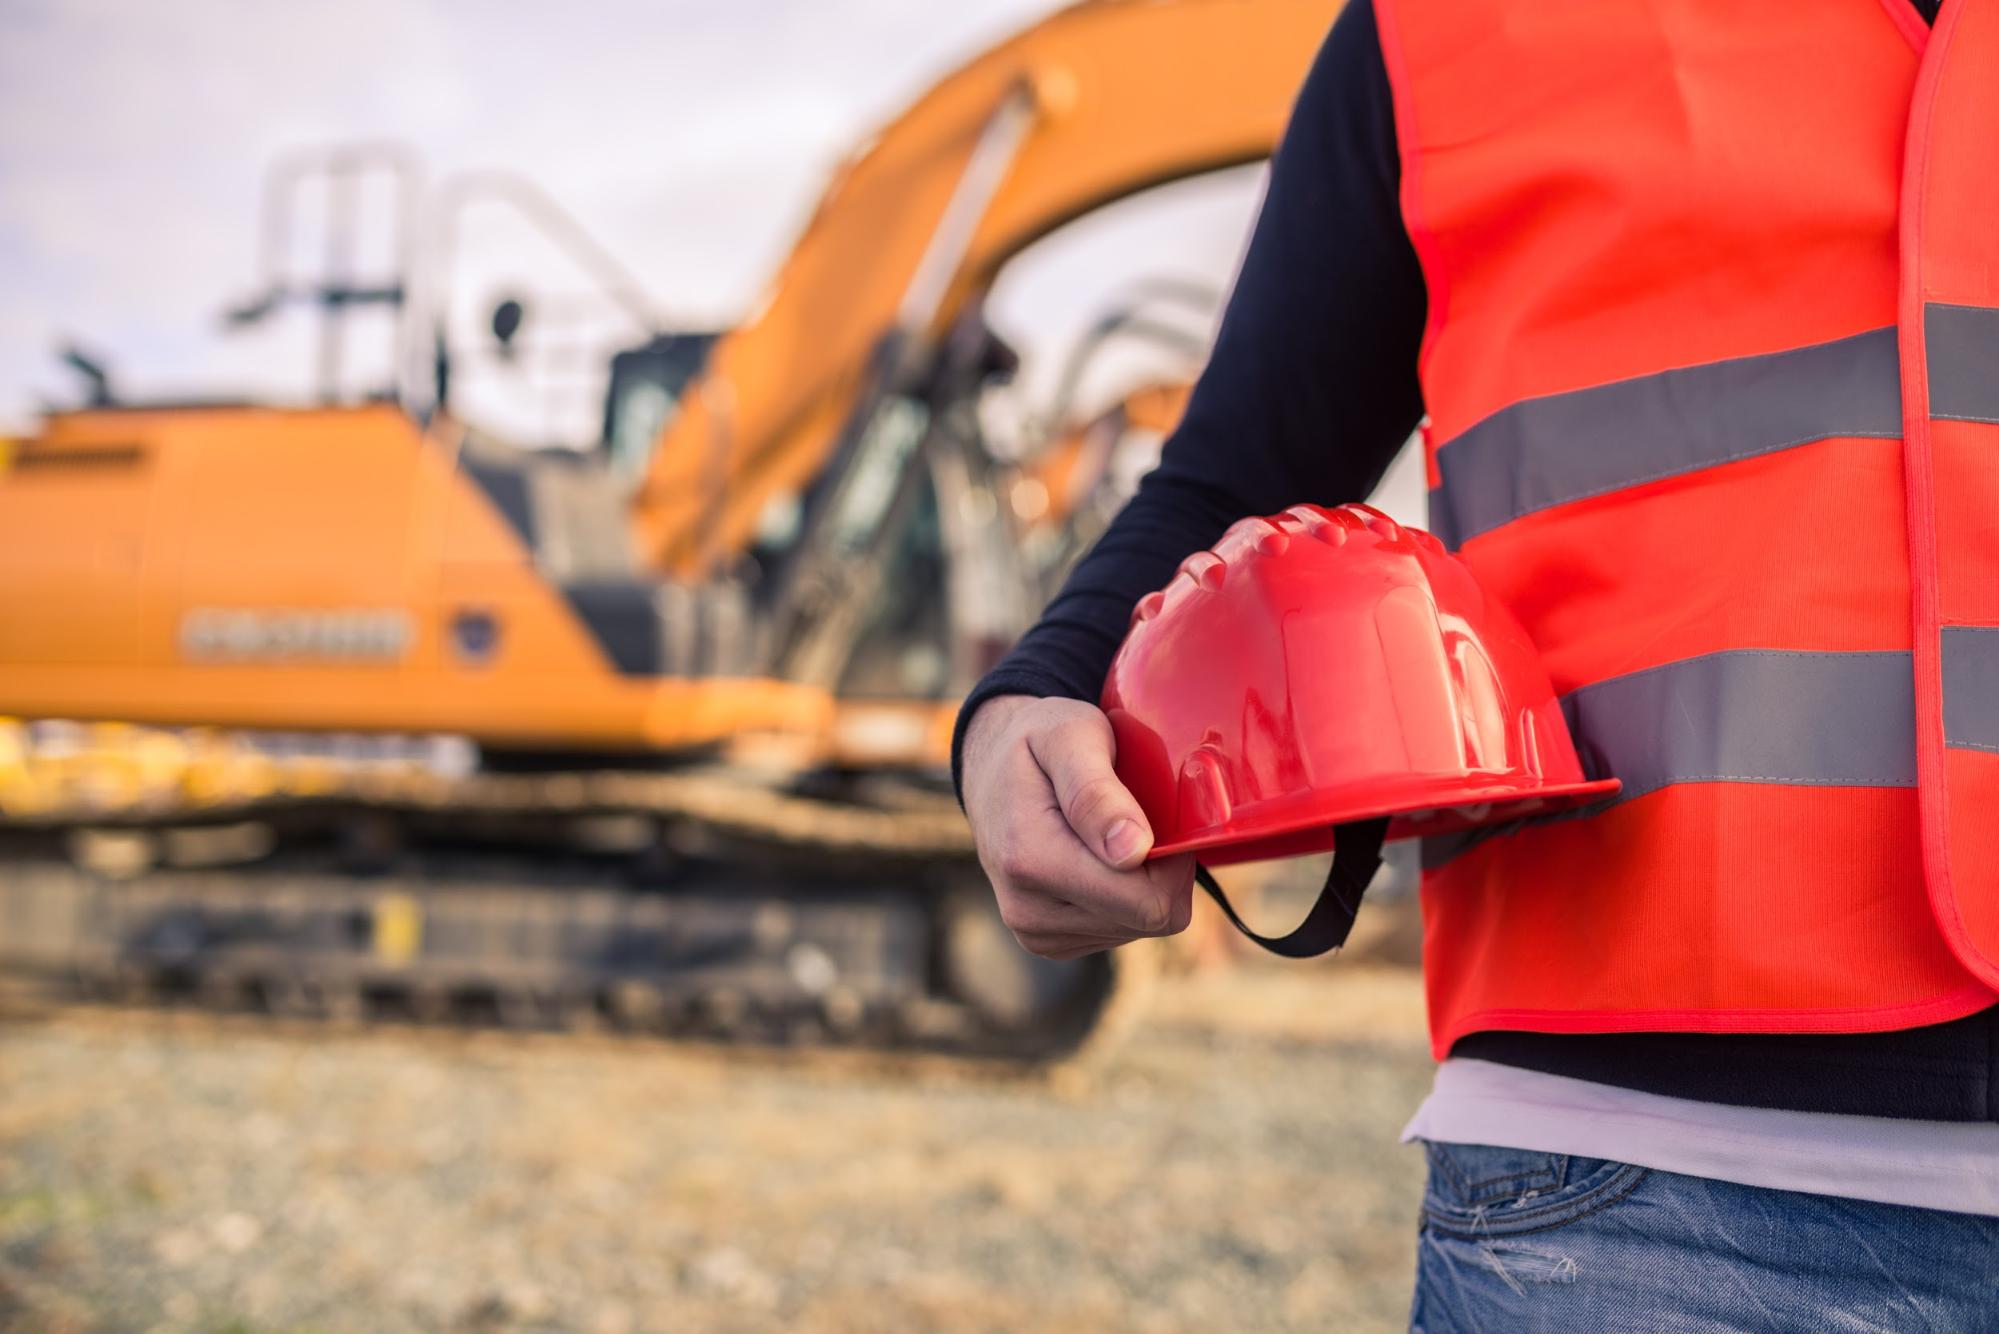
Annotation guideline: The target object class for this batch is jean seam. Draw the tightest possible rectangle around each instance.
[1464,1166,1561,1194]
[1427,1144,1569,1201]
[1422,1166,1650,1240]
[1423,1142,1473,1196]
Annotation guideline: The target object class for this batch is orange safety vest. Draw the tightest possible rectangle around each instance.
[1376,0,1999,1056]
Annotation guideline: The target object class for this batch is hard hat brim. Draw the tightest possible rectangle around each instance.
[1148,776,1622,867]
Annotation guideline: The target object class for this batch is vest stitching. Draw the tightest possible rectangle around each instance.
[1564,647,1907,692]
[1569,648,1903,684]
[1896,0,1999,989]
[1616,772,1914,789]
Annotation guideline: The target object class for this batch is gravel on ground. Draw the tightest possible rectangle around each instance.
[0,962,1433,1333]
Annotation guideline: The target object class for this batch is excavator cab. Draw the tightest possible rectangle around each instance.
[449,318,755,697]
[601,331,718,486]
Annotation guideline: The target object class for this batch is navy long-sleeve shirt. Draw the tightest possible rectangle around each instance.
[956,0,1999,1123]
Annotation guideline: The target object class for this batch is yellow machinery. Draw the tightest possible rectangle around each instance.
[0,0,1338,1059]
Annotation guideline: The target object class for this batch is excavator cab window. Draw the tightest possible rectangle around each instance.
[834,468,950,699]
[745,391,929,601]
[601,332,717,485]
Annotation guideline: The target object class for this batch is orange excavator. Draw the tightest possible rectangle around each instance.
[0,0,1339,1059]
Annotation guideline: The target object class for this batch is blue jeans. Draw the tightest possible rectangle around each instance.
[1411,1141,1999,1332]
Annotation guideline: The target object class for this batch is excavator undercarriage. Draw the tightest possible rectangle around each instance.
[0,742,1143,1064]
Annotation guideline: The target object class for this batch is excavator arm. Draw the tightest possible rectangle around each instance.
[630,0,1343,574]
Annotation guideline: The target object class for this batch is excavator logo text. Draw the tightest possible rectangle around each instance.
[179,608,412,664]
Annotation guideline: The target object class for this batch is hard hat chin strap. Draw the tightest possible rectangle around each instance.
[1192,818,1390,959]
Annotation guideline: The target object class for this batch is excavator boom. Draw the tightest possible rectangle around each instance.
[633,0,1339,572]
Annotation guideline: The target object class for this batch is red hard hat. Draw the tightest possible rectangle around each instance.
[1102,503,1618,879]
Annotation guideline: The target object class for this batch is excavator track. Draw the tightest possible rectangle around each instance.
[0,761,1149,1069]
[0,763,980,853]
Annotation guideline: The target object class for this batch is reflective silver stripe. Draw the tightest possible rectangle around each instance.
[1428,328,1902,548]
[1423,649,1916,868]
[1561,649,1915,802]
[1942,626,1999,753]
[1926,304,1999,425]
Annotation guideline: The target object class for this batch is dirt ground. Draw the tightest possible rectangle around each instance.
[0,961,1434,1333]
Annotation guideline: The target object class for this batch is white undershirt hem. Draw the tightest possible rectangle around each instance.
[1402,1058,1999,1217]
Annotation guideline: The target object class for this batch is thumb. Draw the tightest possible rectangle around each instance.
[1026,707,1154,870]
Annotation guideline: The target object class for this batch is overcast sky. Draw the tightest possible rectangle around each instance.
[0,0,1422,512]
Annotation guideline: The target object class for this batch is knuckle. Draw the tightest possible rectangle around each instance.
[994,841,1043,887]
[983,826,1032,882]
[1035,697,1097,728]
[987,843,1021,883]
[1019,933,1065,960]
[1064,774,1129,829]
[1033,707,1107,762]
[996,897,1044,937]
[1051,706,1110,746]
[1054,709,1110,746]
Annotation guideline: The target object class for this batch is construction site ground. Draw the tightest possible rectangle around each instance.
[0,959,1433,1333]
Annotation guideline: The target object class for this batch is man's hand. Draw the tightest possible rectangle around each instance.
[960,695,1195,960]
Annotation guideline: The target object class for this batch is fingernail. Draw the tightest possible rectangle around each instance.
[1104,819,1144,866]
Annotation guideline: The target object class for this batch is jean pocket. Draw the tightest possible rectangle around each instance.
[1420,1140,1647,1239]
